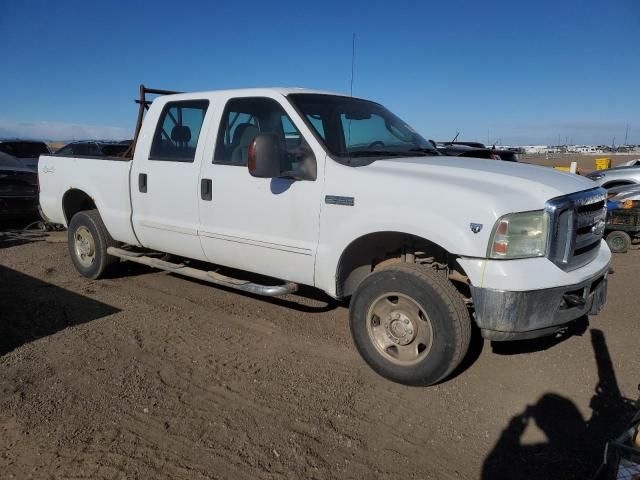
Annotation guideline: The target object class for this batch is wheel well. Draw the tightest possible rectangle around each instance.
[602,180,634,189]
[336,232,466,298]
[62,189,97,224]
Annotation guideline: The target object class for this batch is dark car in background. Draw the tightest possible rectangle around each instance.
[55,140,131,157]
[0,152,39,219]
[434,141,520,162]
[0,140,50,170]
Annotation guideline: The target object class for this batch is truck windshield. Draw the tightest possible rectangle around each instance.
[288,94,438,164]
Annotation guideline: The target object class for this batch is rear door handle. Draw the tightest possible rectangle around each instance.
[138,173,147,193]
[201,178,212,201]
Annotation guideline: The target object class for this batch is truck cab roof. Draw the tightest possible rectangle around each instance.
[157,87,347,101]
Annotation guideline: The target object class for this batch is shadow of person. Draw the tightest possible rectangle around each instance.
[482,393,588,479]
[482,328,637,480]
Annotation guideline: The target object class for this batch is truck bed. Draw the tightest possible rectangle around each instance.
[38,155,139,245]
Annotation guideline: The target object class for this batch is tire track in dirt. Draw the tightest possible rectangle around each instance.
[2,235,639,479]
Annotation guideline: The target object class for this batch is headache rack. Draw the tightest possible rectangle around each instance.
[121,85,181,158]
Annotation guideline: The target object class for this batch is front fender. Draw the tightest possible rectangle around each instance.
[314,204,490,297]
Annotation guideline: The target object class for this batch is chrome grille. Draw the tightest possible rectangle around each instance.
[545,188,607,271]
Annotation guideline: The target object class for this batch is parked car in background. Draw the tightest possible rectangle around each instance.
[587,166,640,189]
[55,141,130,157]
[0,152,39,219]
[433,141,519,162]
[0,140,50,170]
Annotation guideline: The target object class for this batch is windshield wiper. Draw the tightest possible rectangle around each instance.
[407,148,440,156]
[348,150,409,157]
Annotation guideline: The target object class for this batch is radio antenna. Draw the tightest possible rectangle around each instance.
[350,33,356,96]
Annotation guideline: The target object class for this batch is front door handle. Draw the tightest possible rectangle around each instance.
[138,173,147,193]
[201,178,212,201]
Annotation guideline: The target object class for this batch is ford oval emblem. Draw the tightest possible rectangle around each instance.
[470,223,483,234]
[592,219,605,236]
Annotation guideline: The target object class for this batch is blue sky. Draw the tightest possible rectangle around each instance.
[0,0,638,145]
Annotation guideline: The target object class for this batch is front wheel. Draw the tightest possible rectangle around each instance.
[349,263,471,386]
[68,209,118,279]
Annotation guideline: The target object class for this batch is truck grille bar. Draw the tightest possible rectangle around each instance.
[545,187,607,271]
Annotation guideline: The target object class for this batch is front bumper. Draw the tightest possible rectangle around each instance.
[471,264,609,341]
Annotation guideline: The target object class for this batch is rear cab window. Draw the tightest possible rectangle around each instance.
[149,100,209,162]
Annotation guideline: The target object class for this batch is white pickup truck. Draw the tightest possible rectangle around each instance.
[39,86,611,385]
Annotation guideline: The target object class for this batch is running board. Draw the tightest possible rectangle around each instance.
[107,247,298,297]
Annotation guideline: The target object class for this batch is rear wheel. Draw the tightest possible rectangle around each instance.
[606,230,631,253]
[68,209,118,279]
[349,263,471,386]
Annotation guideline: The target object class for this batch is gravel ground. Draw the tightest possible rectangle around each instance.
[0,223,638,479]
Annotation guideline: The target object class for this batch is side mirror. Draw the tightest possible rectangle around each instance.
[248,133,283,178]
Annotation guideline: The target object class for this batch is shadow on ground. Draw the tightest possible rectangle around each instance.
[0,217,49,249]
[491,315,590,355]
[482,328,638,480]
[0,265,120,356]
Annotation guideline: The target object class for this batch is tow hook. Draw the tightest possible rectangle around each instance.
[562,293,586,308]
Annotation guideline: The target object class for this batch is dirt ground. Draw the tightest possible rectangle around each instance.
[0,216,639,480]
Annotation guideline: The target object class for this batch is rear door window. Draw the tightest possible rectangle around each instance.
[149,100,209,162]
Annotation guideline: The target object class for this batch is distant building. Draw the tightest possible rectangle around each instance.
[522,145,551,154]
[567,145,604,153]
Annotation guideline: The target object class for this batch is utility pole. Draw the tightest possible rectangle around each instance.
[624,124,629,146]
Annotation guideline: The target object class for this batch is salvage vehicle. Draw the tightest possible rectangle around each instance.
[604,185,640,253]
[587,165,640,189]
[434,141,519,162]
[55,141,130,157]
[595,396,640,479]
[0,152,39,218]
[0,140,50,170]
[38,86,611,385]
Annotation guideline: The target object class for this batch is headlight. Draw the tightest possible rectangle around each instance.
[488,210,549,259]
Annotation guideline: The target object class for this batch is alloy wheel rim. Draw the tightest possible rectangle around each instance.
[610,236,625,250]
[74,226,96,268]
[366,292,433,365]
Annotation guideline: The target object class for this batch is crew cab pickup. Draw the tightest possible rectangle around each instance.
[39,87,611,385]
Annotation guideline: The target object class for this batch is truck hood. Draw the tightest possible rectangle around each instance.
[366,155,598,213]
[326,155,604,259]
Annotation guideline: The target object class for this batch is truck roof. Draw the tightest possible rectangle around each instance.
[156,87,351,102]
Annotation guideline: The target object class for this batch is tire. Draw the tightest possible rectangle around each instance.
[349,263,471,386]
[606,230,631,253]
[67,209,118,279]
